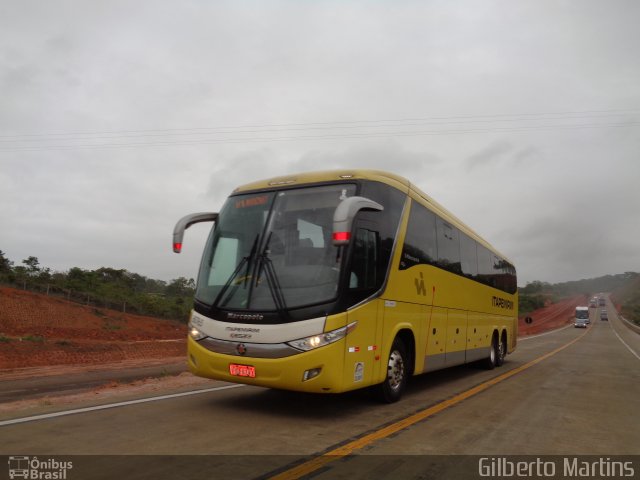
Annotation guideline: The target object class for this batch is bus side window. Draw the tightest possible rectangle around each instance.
[400,201,437,270]
[460,232,478,279]
[477,245,495,287]
[436,218,461,274]
[349,228,379,289]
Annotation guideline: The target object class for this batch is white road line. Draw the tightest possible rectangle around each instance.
[610,324,640,361]
[0,384,245,427]
[519,323,573,341]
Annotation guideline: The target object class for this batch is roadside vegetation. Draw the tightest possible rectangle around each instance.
[3,249,638,326]
[610,273,640,326]
[520,272,639,319]
[0,250,194,322]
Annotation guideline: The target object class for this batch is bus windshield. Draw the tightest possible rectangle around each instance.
[195,184,357,312]
[576,309,589,319]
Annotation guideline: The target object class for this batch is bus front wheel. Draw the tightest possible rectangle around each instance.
[377,337,408,403]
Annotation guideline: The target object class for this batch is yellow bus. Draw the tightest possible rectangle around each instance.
[173,170,517,402]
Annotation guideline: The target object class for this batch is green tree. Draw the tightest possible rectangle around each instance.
[165,277,196,297]
[13,265,27,286]
[22,256,41,277]
[38,267,52,283]
[0,250,13,273]
[66,267,90,291]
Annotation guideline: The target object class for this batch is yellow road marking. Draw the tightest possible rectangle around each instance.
[270,328,590,480]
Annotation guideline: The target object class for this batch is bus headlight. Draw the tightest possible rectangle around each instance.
[287,322,357,351]
[188,323,207,341]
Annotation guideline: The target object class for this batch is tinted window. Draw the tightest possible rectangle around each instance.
[478,245,498,288]
[496,259,517,294]
[358,180,406,286]
[396,199,517,295]
[436,218,461,274]
[349,228,379,290]
[477,245,517,294]
[460,232,478,279]
[400,201,437,270]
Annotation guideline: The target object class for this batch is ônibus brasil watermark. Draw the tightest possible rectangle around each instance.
[7,456,73,480]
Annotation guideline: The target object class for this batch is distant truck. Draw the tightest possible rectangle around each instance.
[600,310,609,321]
[589,298,597,308]
[598,297,606,307]
[575,306,590,328]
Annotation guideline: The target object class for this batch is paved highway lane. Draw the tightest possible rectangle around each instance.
[367,318,640,454]
[1,307,638,479]
[0,361,188,403]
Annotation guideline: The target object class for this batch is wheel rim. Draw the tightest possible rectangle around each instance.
[387,350,405,391]
[490,343,496,363]
[498,340,505,361]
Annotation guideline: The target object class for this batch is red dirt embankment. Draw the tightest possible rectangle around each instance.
[0,287,186,370]
[518,295,588,336]
[1,285,587,372]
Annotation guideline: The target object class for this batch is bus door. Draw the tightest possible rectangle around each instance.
[342,221,383,388]
[344,301,380,388]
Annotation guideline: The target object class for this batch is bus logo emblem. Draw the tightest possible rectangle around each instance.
[236,344,247,355]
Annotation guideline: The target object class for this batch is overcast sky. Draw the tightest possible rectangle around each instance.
[1,0,639,286]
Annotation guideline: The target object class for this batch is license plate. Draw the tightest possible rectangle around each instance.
[229,364,256,378]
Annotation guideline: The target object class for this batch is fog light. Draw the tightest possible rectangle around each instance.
[303,367,322,382]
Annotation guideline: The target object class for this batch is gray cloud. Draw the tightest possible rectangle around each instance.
[1,0,639,286]
[466,141,513,171]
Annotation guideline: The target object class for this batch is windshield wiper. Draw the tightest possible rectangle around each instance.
[254,233,289,319]
[213,233,260,308]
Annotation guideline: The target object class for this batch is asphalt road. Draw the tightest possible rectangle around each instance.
[1,300,639,479]
[0,362,188,404]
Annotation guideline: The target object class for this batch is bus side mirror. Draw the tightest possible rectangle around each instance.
[332,196,383,246]
[173,212,218,253]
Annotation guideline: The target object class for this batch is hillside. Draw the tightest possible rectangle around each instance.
[519,272,640,318]
[1,281,596,373]
[611,275,640,325]
[0,286,186,370]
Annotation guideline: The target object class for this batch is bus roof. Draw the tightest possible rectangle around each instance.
[232,169,513,266]
[232,169,410,194]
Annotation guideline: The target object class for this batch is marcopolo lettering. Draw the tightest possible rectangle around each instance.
[492,296,514,310]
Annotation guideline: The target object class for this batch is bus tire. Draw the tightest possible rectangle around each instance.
[496,334,507,367]
[483,335,498,370]
[377,337,408,403]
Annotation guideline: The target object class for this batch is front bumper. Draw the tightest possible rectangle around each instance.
[187,336,347,393]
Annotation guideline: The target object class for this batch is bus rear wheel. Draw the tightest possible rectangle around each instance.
[377,338,408,403]
[496,334,506,367]
[483,335,498,370]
